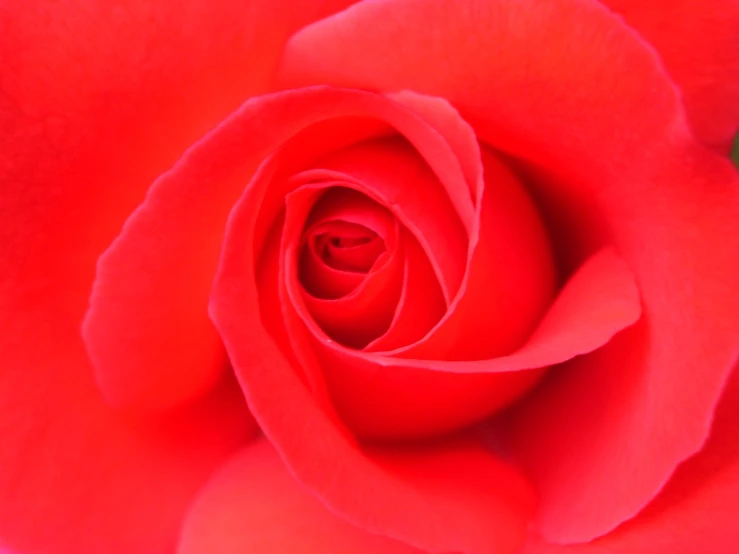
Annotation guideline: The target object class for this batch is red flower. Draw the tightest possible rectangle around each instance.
[2,1,738,553]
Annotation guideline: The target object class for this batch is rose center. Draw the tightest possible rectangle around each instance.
[313,222,386,273]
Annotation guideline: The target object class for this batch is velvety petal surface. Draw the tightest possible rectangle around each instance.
[70,0,360,412]
[280,0,739,541]
[521,361,739,553]
[392,148,555,361]
[0,345,255,554]
[0,0,356,551]
[179,440,425,554]
[599,0,739,152]
[365,228,446,352]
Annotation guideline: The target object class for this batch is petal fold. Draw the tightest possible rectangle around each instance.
[303,247,641,438]
[280,0,739,539]
[522,362,739,553]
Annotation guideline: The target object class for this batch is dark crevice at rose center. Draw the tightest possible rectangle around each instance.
[311,221,386,273]
[293,186,404,349]
[297,186,397,303]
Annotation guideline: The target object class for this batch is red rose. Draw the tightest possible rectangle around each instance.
[2,1,738,553]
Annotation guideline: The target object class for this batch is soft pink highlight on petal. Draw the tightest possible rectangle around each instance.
[84,208,230,410]
[178,440,425,554]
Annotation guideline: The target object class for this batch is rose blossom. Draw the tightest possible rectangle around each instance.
[1,0,739,553]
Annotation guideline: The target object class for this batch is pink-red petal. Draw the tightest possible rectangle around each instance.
[304,138,469,304]
[598,0,739,152]
[178,440,425,554]
[521,361,739,553]
[214,276,536,554]
[209,95,537,553]
[84,208,231,410]
[302,248,641,438]
[396,149,556,361]
[366,230,446,352]
[84,86,476,415]
[280,0,739,540]
[1,0,356,551]
[0,336,256,554]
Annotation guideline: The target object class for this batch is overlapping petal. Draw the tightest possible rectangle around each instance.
[80,85,474,411]
[598,0,739,152]
[179,440,425,554]
[209,87,537,554]
[4,1,737,553]
[280,0,739,541]
[0,0,357,551]
[521,362,739,553]
[304,247,640,438]
[283,184,404,348]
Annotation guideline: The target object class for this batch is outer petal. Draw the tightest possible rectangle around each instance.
[69,0,360,411]
[2,0,360,310]
[280,0,739,542]
[0,0,357,551]
[0,341,255,554]
[521,362,739,553]
[598,0,739,152]
[178,440,425,554]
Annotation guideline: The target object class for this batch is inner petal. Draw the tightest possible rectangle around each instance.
[364,228,446,353]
